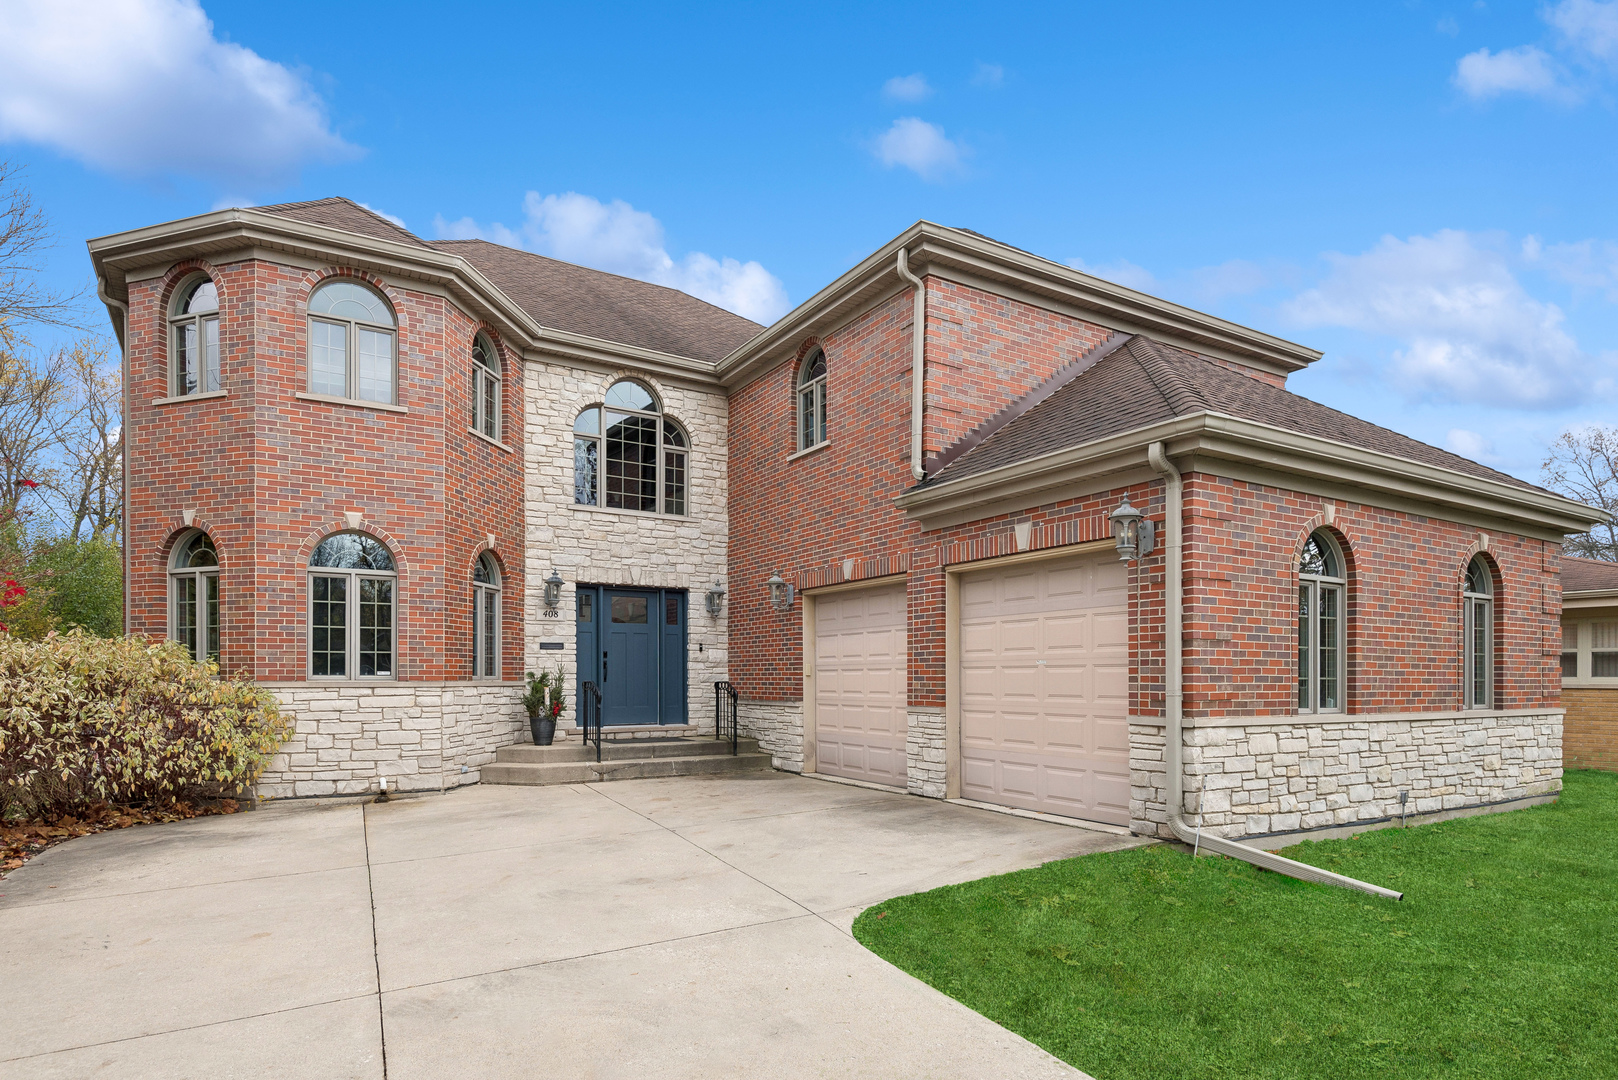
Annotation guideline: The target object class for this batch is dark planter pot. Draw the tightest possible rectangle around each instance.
[530,715,556,746]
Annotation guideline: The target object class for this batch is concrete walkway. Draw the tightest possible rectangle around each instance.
[0,771,1148,1079]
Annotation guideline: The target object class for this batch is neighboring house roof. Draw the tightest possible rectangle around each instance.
[1563,555,1618,595]
[431,239,761,364]
[930,334,1545,494]
[251,198,761,362]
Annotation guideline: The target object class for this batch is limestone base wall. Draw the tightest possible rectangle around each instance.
[257,682,527,800]
[1129,709,1564,840]
[906,709,947,798]
[738,700,804,772]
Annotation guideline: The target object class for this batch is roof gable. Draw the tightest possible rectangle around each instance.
[254,197,430,249]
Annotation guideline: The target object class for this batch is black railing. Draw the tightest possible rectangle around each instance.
[714,681,738,756]
[580,681,603,763]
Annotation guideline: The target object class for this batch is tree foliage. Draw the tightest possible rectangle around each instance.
[1541,426,1618,561]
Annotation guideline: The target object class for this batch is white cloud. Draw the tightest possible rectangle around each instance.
[1066,257,1158,293]
[1548,0,1618,59]
[873,117,964,181]
[1437,16,1461,36]
[1282,229,1608,408]
[971,62,1005,88]
[434,192,788,324]
[1445,428,1497,461]
[1525,235,1618,300]
[0,0,354,184]
[882,74,932,102]
[1453,45,1568,100]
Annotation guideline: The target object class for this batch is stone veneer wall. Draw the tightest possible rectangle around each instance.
[906,709,947,798]
[738,700,803,772]
[256,682,526,799]
[1129,710,1563,840]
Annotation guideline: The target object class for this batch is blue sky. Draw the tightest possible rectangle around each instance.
[3,0,1617,483]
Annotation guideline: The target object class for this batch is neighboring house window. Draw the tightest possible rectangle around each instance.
[472,333,500,440]
[170,277,220,395]
[1559,618,1618,681]
[307,280,397,404]
[309,532,396,679]
[473,553,500,679]
[1297,531,1346,713]
[797,347,827,450]
[1463,556,1494,709]
[170,531,220,663]
[573,379,688,515]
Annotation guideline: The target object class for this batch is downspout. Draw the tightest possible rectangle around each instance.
[1147,441,1402,901]
[98,276,130,636]
[896,249,926,482]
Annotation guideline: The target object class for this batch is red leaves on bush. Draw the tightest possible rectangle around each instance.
[0,799,240,877]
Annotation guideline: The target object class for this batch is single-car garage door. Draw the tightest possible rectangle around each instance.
[814,582,907,788]
[960,552,1130,824]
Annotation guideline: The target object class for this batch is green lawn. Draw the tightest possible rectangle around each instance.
[854,770,1618,1080]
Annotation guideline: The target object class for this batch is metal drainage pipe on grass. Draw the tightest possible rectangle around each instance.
[1147,441,1403,902]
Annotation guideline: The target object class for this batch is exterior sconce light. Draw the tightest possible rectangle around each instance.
[1110,498,1156,562]
[542,569,564,617]
[705,580,727,616]
[766,571,795,612]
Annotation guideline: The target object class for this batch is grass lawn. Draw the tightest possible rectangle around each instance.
[854,770,1618,1080]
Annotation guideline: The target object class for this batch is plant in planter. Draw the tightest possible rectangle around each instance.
[546,663,566,732]
[523,669,555,745]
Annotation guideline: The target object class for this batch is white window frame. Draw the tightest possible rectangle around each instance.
[572,379,688,516]
[307,533,398,681]
[169,275,221,396]
[169,530,220,663]
[797,347,827,451]
[472,333,501,441]
[473,553,501,680]
[1297,530,1347,714]
[306,280,398,406]
[1463,557,1495,710]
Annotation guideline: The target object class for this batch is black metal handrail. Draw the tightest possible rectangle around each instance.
[714,681,738,756]
[581,681,603,763]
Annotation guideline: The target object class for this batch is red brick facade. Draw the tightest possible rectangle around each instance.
[123,255,524,683]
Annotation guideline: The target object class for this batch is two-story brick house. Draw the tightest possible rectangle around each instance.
[93,204,1602,843]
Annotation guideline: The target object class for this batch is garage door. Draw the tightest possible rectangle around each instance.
[960,552,1130,824]
[814,583,907,787]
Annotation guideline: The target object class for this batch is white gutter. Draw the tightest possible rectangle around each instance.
[1147,441,1402,900]
[97,276,130,635]
[896,248,926,482]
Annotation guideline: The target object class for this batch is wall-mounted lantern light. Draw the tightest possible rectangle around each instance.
[705,579,727,616]
[766,572,795,612]
[542,569,565,616]
[1110,498,1156,562]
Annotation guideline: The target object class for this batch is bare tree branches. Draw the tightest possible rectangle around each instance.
[0,161,84,346]
[54,340,122,542]
[0,346,67,527]
[1542,426,1618,561]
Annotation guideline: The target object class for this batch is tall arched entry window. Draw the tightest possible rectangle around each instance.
[1297,531,1346,713]
[573,379,688,515]
[309,533,396,679]
[170,531,220,663]
[473,553,500,679]
[1463,557,1495,709]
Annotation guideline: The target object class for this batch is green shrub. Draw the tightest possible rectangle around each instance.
[0,630,289,819]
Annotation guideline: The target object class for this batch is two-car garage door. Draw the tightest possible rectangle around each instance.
[959,553,1131,825]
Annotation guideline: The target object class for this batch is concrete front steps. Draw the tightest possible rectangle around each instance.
[481,736,773,786]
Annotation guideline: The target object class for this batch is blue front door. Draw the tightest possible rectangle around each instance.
[577,586,687,726]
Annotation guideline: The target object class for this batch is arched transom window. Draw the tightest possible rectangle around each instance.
[309,532,396,679]
[1297,531,1346,713]
[472,333,501,440]
[170,531,219,663]
[1463,557,1494,709]
[170,277,220,396]
[307,280,397,405]
[797,347,827,451]
[573,380,688,515]
[473,553,500,679]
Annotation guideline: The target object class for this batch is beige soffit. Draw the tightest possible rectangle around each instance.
[1564,591,1618,607]
[85,208,720,382]
[713,221,1323,390]
[894,411,1608,537]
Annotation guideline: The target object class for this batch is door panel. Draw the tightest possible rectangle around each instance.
[604,589,659,725]
[814,583,907,787]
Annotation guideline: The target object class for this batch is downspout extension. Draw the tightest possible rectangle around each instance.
[98,276,131,636]
[896,249,926,482]
[1146,441,1402,901]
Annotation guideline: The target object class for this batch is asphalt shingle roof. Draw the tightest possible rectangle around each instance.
[1563,555,1618,593]
[254,197,430,249]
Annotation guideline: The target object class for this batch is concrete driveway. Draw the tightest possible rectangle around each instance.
[0,771,1147,1079]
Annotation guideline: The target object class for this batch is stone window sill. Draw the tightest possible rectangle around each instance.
[468,427,513,453]
[295,391,408,414]
[788,440,831,462]
[570,502,688,521]
[152,389,227,406]
[1561,678,1618,688]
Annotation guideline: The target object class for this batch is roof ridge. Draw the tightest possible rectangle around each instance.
[1127,336,1207,416]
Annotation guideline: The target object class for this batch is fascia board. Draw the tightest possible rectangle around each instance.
[1564,591,1618,606]
[524,327,721,386]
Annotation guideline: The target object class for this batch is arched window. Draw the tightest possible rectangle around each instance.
[170,277,220,396]
[573,379,688,515]
[473,553,501,678]
[1464,556,1494,709]
[309,532,396,679]
[472,333,501,440]
[1297,531,1346,713]
[170,531,220,662]
[307,280,397,405]
[797,347,827,451]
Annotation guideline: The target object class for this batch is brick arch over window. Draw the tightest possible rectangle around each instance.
[1293,520,1356,713]
[156,260,227,392]
[793,339,828,451]
[1457,543,1503,710]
